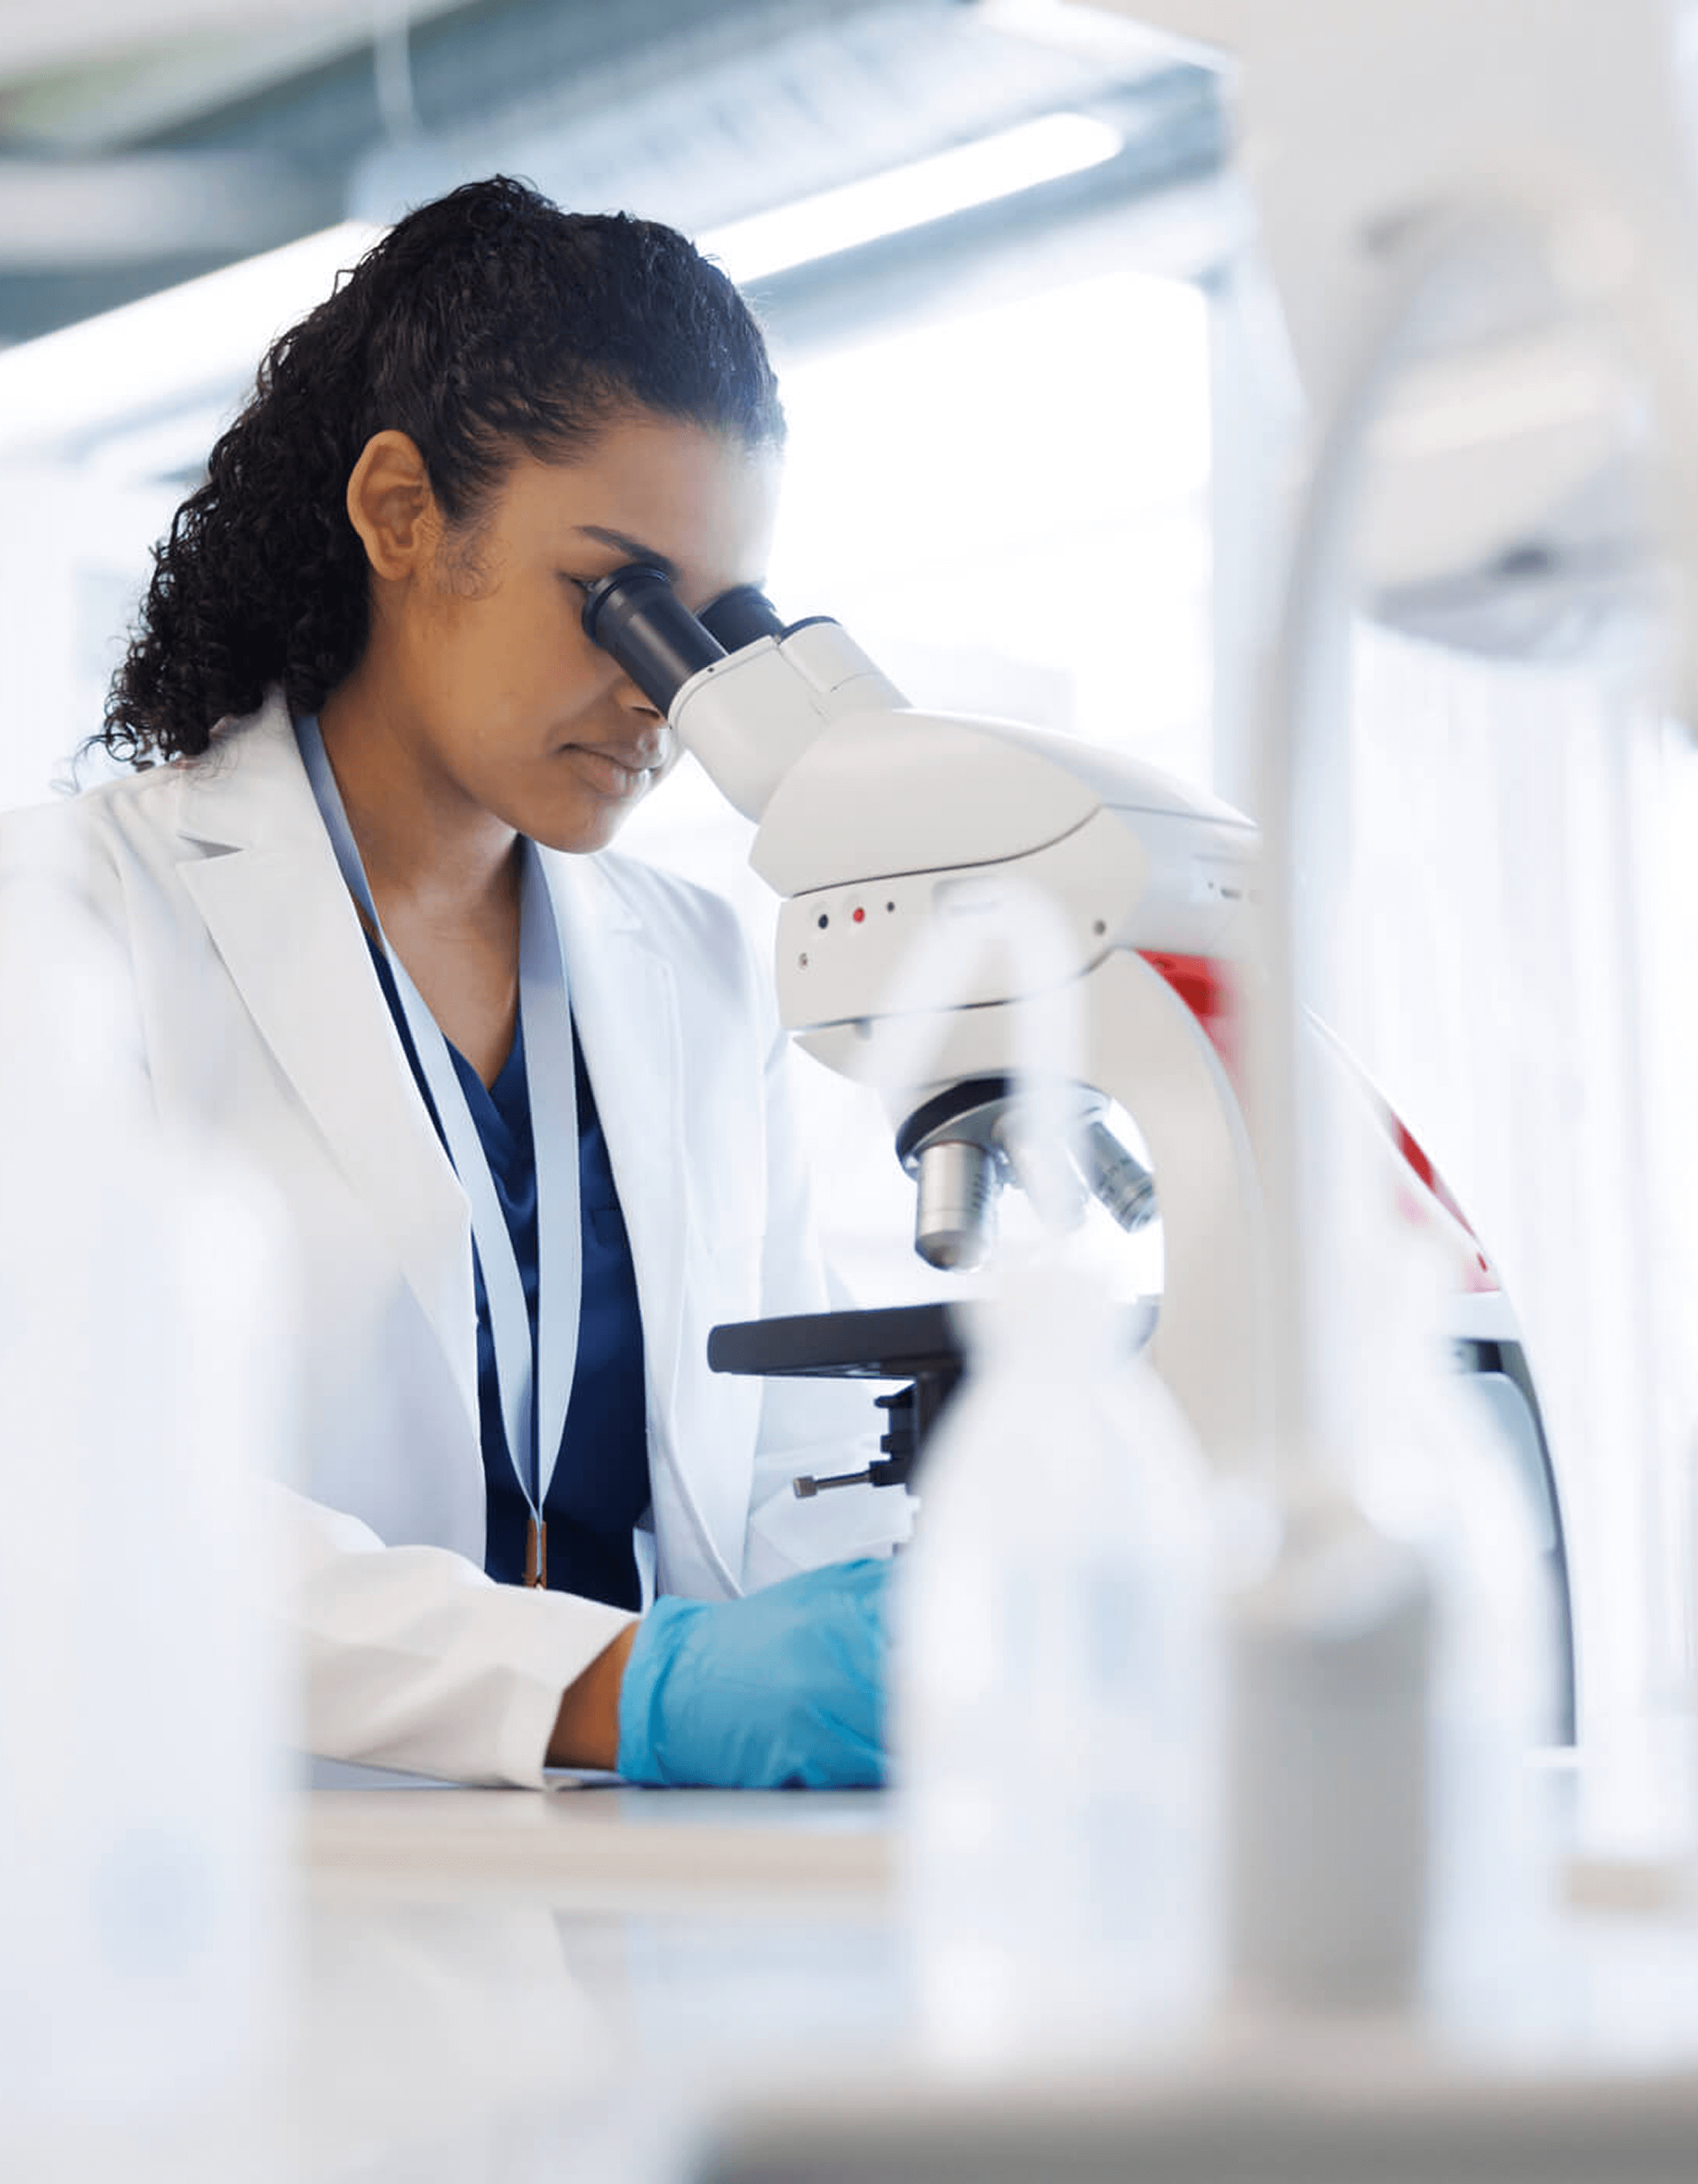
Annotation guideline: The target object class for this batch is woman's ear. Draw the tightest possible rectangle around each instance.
[345,430,436,580]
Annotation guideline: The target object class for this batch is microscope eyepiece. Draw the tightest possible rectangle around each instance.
[700,584,789,653]
[580,562,726,714]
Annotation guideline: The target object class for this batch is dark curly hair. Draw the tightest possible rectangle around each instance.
[101,176,785,765]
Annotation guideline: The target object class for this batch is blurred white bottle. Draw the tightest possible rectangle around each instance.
[0,819,294,2162]
[1225,1175,1554,2025]
[894,1250,1222,2075]
[1225,1467,1436,2015]
[1365,1254,1558,2029]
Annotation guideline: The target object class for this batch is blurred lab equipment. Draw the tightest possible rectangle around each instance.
[900,1257,1220,2065]
[0,816,293,2169]
[1089,0,1698,657]
[869,882,1220,2069]
[1085,0,1698,2008]
[1079,0,1698,1587]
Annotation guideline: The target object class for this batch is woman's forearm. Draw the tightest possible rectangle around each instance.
[547,1622,639,1770]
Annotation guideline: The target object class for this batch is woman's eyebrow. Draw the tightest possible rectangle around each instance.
[571,525,680,584]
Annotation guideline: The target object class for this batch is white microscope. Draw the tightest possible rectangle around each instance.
[580,562,1574,1734]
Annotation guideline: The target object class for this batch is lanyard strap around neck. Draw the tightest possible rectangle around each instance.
[295,714,582,1524]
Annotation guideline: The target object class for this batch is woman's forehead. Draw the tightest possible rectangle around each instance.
[506,419,781,587]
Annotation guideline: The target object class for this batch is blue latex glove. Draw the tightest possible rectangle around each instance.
[615,1556,890,1788]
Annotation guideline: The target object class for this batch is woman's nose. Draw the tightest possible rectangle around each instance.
[614,672,663,722]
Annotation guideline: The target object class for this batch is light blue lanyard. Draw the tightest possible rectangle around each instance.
[295,715,581,1577]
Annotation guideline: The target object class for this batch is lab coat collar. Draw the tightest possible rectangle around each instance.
[536,843,688,1426]
[542,846,744,1594]
[170,693,479,1433]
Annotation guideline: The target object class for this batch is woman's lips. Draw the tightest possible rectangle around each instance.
[561,743,658,799]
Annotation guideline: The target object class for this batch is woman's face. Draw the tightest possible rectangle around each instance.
[358,411,781,855]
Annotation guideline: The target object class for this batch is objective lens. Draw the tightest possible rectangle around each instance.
[912,1139,1002,1272]
[581,563,725,713]
[1079,1119,1158,1232]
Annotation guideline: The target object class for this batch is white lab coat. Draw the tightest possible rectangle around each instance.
[2,694,904,1784]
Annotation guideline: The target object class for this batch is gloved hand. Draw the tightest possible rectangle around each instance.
[615,1556,890,1787]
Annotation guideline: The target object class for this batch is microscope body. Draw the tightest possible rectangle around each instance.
[591,571,1506,1479]
[748,690,1269,1484]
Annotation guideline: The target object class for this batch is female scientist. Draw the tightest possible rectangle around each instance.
[52,177,906,1787]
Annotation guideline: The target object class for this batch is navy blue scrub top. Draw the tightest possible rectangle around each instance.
[365,939,649,1609]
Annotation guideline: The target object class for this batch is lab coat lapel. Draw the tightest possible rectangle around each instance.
[172,699,478,1431]
[539,851,686,1419]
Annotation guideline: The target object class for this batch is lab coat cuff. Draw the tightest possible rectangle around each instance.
[500,1597,641,1787]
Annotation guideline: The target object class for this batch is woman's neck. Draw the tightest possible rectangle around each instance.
[316,674,525,1085]
[316,678,520,933]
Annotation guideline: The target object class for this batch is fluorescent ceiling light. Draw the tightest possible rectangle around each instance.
[700,111,1124,285]
[980,0,1215,70]
[0,220,381,462]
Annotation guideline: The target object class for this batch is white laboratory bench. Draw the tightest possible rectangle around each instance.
[295,1781,906,2184]
[19,1766,1698,2183]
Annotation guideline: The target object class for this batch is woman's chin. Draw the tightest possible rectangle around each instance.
[526,795,642,857]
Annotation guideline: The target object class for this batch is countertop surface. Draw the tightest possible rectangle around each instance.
[16,1767,1698,2183]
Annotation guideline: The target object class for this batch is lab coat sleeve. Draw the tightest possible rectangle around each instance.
[737,979,914,1592]
[13,783,629,1791]
[276,1482,636,1787]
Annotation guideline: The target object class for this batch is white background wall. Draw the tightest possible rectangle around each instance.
[1338,631,1698,1731]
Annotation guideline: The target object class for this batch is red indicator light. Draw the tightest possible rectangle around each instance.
[852,905,866,923]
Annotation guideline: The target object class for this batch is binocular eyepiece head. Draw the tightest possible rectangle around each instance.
[580,563,789,715]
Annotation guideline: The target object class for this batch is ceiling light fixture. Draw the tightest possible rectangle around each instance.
[700,111,1125,285]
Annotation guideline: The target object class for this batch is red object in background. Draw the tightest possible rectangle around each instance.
[1138,949,1498,1295]
[1141,949,1242,1086]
